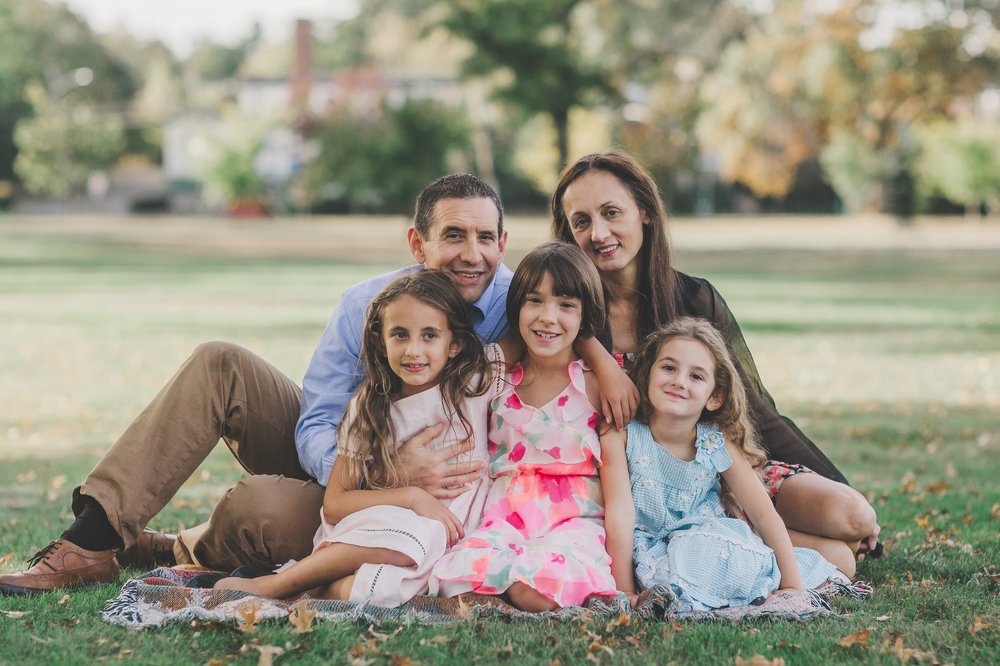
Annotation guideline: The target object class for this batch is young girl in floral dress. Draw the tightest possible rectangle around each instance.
[431,242,625,612]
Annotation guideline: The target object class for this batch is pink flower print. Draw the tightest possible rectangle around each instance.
[508,543,524,556]
[599,534,606,546]
[587,411,601,430]
[509,442,526,462]
[510,365,525,384]
[505,512,525,530]
[550,553,566,564]
[557,395,569,407]
[488,438,498,455]
[540,475,574,504]
[543,447,561,460]
[505,392,523,410]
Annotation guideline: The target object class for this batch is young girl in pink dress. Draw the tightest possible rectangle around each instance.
[431,242,625,612]
[215,270,504,607]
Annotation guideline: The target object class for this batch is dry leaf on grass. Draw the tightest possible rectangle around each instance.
[900,471,916,494]
[251,644,285,666]
[419,635,451,647]
[969,615,993,634]
[734,656,784,666]
[0,552,15,566]
[837,629,871,648]
[881,634,938,663]
[287,600,316,634]
[0,610,30,618]
[236,600,262,634]
[57,594,71,606]
[990,503,1000,520]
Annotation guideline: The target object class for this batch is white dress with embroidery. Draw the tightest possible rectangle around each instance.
[311,346,503,608]
[626,420,838,612]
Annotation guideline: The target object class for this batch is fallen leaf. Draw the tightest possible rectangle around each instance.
[236,600,262,634]
[837,629,871,648]
[882,635,937,663]
[0,552,15,566]
[927,481,949,494]
[734,656,785,666]
[454,595,473,621]
[367,625,402,642]
[57,594,71,606]
[990,503,1000,520]
[253,644,285,666]
[670,620,684,633]
[496,641,513,660]
[900,471,916,494]
[0,610,30,618]
[970,616,993,634]
[604,612,631,632]
[388,657,417,666]
[875,615,891,622]
[914,514,931,528]
[288,600,316,634]
[419,635,450,647]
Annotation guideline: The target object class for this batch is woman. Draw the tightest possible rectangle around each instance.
[551,151,879,575]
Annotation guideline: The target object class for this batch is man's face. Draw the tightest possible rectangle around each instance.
[407,197,507,304]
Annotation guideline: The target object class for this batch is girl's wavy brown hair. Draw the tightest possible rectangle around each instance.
[631,317,765,470]
[341,269,489,490]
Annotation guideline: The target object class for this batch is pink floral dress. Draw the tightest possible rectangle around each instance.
[429,358,617,607]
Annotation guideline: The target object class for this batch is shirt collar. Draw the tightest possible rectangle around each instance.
[469,272,498,322]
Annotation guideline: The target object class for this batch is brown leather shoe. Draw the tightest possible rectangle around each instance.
[0,540,121,596]
[116,529,177,569]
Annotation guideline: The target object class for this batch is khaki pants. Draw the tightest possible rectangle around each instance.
[73,342,325,571]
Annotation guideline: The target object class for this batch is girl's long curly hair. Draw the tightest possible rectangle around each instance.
[631,317,765,470]
[341,269,489,490]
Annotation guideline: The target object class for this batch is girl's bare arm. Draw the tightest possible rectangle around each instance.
[720,440,804,591]
[599,427,638,602]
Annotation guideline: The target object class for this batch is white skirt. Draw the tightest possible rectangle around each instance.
[312,504,447,608]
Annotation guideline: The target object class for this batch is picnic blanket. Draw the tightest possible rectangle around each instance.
[101,566,871,630]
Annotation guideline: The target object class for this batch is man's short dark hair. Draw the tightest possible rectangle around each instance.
[413,174,504,239]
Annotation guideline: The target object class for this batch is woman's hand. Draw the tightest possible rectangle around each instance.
[407,487,465,547]
[598,369,639,431]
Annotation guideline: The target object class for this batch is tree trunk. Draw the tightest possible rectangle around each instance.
[553,109,569,173]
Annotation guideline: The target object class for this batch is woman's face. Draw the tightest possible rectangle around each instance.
[560,170,646,279]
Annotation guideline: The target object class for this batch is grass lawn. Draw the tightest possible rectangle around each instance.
[0,215,998,665]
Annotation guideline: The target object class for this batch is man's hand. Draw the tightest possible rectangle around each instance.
[396,423,486,499]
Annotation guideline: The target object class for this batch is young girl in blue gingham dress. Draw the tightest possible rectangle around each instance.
[600,318,839,611]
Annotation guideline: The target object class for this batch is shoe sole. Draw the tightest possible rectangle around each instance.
[0,578,118,596]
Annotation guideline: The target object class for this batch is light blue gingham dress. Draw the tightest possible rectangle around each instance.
[627,421,837,611]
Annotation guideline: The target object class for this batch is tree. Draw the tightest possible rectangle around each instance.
[13,81,126,198]
[0,0,135,189]
[439,0,615,170]
[697,0,999,208]
[916,119,1000,216]
[300,99,472,213]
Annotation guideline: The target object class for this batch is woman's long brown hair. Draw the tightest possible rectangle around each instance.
[341,270,489,490]
[551,151,678,348]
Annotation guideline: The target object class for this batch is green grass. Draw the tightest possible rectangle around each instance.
[1,217,998,665]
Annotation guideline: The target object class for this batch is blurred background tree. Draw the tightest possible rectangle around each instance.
[0,0,134,199]
[2,0,999,216]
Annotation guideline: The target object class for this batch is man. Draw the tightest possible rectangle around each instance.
[0,174,510,595]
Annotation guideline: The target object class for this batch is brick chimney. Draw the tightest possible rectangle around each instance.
[292,19,313,109]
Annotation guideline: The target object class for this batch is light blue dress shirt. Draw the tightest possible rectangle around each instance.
[295,263,513,485]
